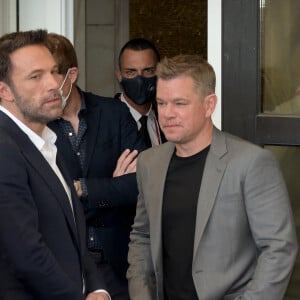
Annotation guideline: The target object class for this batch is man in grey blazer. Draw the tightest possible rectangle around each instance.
[127,54,298,300]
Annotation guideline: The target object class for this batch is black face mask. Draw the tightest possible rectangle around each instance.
[121,75,157,105]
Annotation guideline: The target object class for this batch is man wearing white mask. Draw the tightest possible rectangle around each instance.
[47,33,146,300]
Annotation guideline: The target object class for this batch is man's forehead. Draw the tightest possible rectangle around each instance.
[11,44,52,60]
[121,49,157,65]
[10,45,56,70]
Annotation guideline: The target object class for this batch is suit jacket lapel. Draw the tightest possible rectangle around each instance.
[0,113,79,247]
[83,95,101,177]
[150,137,227,267]
[151,143,175,271]
[48,121,77,165]
[22,139,80,246]
[193,128,228,259]
[57,154,84,252]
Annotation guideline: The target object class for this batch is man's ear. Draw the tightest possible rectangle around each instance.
[115,68,122,82]
[204,93,217,117]
[0,81,14,102]
[69,67,79,84]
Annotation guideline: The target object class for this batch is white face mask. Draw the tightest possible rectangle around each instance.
[59,68,72,109]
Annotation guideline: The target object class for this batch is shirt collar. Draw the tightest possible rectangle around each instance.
[0,105,57,151]
[120,92,152,121]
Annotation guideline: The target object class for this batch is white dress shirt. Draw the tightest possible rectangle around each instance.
[0,105,72,206]
[120,93,162,146]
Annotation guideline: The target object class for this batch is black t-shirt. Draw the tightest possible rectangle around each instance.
[162,145,210,300]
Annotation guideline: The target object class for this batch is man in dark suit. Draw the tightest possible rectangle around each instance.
[115,38,165,147]
[46,33,146,300]
[0,30,108,299]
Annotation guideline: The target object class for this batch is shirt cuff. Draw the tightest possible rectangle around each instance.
[92,289,111,300]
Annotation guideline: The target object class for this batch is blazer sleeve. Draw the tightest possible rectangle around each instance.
[241,149,298,299]
[127,155,157,300]
[84,101,147,208]
[83,248,108,293]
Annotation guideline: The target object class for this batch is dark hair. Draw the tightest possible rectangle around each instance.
[118,38,160,69]
[47,33,78,75]
[0,29,48,83]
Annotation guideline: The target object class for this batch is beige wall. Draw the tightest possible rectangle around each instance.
[0,0,221,128]
[0,0,16,35]
[74,0,129,97]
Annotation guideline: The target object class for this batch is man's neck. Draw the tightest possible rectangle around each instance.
[61,87,81,119]
[61,87,81,135]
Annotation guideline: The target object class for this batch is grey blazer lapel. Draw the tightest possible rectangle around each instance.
[150,142,175,271]
[193,128,228,258]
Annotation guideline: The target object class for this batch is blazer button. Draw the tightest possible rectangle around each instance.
[98,200,112,208]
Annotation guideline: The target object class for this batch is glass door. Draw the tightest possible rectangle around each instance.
[222,1,300,298]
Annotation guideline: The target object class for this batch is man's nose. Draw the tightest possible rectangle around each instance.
[137,70,144,76]
[164,104,175,116]
[159,104,174,119]
[48,73,61,91]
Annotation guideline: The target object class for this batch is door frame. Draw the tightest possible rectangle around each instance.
[222,0,300,146]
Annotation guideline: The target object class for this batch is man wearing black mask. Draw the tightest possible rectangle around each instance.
[115,38,165,147]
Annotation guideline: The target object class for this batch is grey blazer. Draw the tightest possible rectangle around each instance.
[127,127,298,300]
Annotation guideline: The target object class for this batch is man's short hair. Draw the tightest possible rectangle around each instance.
[0,29,48,83]
[156,54,216,97]
[47,33,78,75]
[118,38,160,69]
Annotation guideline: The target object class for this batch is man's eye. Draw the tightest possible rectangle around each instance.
[125,70,135,75]
[145,69,154,74]
[143,69,156,76]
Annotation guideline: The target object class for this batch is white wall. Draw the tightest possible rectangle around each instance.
[18,0,73,42]
[208,0,222,129]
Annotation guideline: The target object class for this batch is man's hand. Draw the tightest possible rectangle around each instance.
[73,180,82,197]
[86,291,109,300]
[113,149,138,177]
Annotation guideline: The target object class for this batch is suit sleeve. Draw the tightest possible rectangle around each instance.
[84,103,147,208]
[240,149,298,299]
[73,188,108,294]
[0,139,84,300]
[126,154,157,300]
[83,247,108,293]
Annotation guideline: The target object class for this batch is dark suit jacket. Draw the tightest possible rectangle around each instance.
[0,111,104,300]
[114,92,167,145]
[48,91,146,280]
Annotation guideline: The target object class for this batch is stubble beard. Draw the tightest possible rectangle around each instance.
[12,89,63,125]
